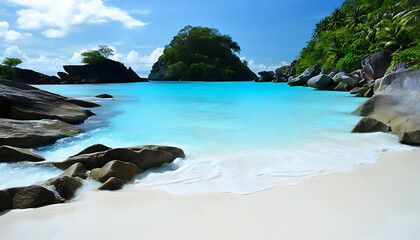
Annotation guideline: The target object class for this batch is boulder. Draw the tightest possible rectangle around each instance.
[7,67,61,85]
[98,177,125,191]
[90,160,143,183]
[133,149,176,170]
[58,163,88,179]
[255,71,275,82]
[354,69,420,145]
[333,82,348,91]
[96,94,114,99]
[0,79,93,124]
[307,74,334,90]
[71,144,111,157]
[284,60,297,78]
[288,65,321,87]
[5,185,62,209]
[127,145,186,159]
[328,70,339,79]
[65,98,100,108]
[0,118,84,148]
[361,51,392,80]
[0,145,45,162]
[399,130,420,146]
[351,118,391,133]
[44,176,82,199]
[0,190,12,212]
[62,59,148,84]
[332,72,359,90]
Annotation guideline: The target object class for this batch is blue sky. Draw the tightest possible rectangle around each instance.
[0,0,344,76]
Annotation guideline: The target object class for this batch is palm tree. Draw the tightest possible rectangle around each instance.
[347,5,367,29]
[328,9,343,30]
[371,19,414,52]
[312,18,329,39]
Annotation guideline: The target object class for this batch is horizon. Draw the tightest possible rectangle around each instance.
[1,0,344,77]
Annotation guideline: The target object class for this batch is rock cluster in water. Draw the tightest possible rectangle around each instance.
[0,144,185,212]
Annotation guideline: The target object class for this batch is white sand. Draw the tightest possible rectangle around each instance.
[1,149,419,240]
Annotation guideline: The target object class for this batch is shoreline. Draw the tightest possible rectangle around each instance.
[1,148,419,240]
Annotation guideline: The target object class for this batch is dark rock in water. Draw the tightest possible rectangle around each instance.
[332,72,359,90]
[96,94,114,99]
[61,59,148,84]
[98,177,125,191]
[354,69,420,145]
[0,145,45,162]
[8,68,61,85]
[0,79,93,124]
[284,60,297,78]
[65,98,100,108]
[71,144,111,157]
[5,185,62,209]
[361,51,392,80]
[90,160,143,183]
[58,163,88,179]
[352,118,391,133]
[288,65,321,87]
[399,130,420,146]
[51,145,185,171]
[0,190,12,212]
[255,71,275,82]
[333,82,348,91]
[307,74,334,90]
[44,176,82,199]
[0,118,84,148]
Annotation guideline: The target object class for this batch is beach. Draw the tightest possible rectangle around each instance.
[1,148,419,240]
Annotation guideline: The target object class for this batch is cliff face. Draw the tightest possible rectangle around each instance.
[60,59,148,84]
[9,68,61,84]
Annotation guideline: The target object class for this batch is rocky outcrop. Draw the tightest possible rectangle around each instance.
[307,74,335,90]
[4,185,62,210]
[60,59,148,84]
[90,160,143,183]
[0,119,84,148]
[44,176,82,200]
[255,71,275,82]
[288,65,321,87]
[354,69,420,145]
[351,117,391,133]
[65,98,100,108]
[98,177,125,190]
[0,190,12,212]
[361,51,392,80]
[8,68,61,85]
[0,145,45,162]
[332,72,360,91]
[58,163,88,179]
[284,60,297,79]
[96,94,114,99]
[0,79,94,124]
[71,144,111,157]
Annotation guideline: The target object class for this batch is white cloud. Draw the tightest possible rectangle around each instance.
[1,45,163,77]
[7,0,147,38]
[0,21,31,42]
[242,57,289,73]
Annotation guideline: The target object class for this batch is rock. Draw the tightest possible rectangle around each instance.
[361,51,392,80]
[320,68,332,75]
[255,71,275,82]
[364,88,374,98]
[52,145,185,171]
[328,70,339,79]
[399,130,420,145]
[288,65,321,87]
[284,60,297,78]
[0,79,93,124]
[350,86,370,95]
[5,185,62,209]
[0,118,84,148]
[0,145,45,162]
[332,72,359,90]
[98,177,125,191]
[58,163,88,179]
[354,69,420,145]
[62,59,148,84]
[44,176,82,199]
[333,82,348,91]
[65,98,100,108]
[90,160,143,183]
[351,118,391,133]
[71,144,111,157]
[96,94,114,99]
[7,68,61,84]
[0,190,12,212]
[307,74,334,90]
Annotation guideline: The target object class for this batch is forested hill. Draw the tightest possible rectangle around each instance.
[295,0,419,75]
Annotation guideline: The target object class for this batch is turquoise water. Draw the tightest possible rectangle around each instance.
[0,82,410,194]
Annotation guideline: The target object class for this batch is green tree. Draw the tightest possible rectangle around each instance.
[0,57,22,79]
[81,45,114,65]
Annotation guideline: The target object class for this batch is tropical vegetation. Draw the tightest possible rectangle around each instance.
[0,57,22,79]
[295,0,419,74]
[81,45,114,65]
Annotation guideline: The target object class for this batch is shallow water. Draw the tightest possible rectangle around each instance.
[0,82,411,194]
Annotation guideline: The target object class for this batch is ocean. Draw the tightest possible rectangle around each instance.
[0,82,411,194]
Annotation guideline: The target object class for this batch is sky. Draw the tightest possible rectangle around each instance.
[0,0,345,77]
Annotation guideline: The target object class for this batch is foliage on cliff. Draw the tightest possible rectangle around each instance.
[81,45,114,65]
[148,26,257,81]
[295,0,420,74]
[0,57,22,79]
